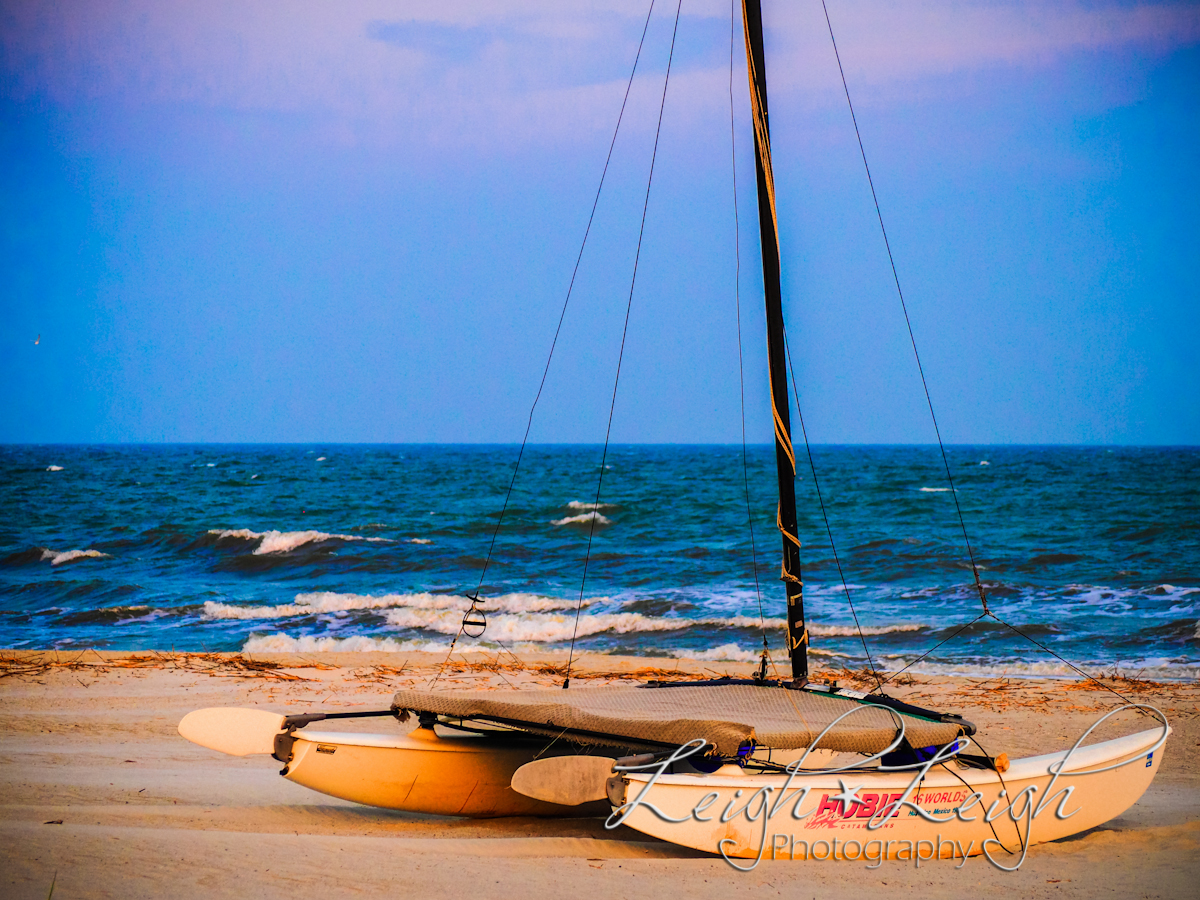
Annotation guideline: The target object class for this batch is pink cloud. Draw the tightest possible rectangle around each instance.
[2,0,1196,150]
[765,1,1200,93]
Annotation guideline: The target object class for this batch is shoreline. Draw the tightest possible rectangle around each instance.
[2,650,1197,898]
[11,644,1199,683]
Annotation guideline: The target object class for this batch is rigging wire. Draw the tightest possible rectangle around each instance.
[989,616,1148,709]
[563,0,686,689]
[730,0,770,660]
[938,755,1022,854]
[878,613,989,685]
[428,0,660,688]
[820,1,1144,709]
[879,607,1145,709]
[818,0,989,614]
[782,327,882,689]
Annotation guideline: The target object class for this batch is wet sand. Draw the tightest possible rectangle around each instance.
[1,650,1197,899]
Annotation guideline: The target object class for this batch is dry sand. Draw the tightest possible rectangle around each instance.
[1,649,1197,899]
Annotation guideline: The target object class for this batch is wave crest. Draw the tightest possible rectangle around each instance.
[880,657,1200,680]
[669,644,761,662]
[207,528,392,555]
[810,623,925,637]
[552,512,611,526]
[41,548,109,566]
[242,634,460,654]
[207,592,925,645]
[202,591,591,621]
[380,610,786,642]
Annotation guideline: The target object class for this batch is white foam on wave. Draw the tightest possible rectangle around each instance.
[116,607,170,624]
[41,549,109,566]
[380,609,787,642]
[203,591,590,621]
[238,634,1200,678]
[668,645,851,663]
[670,644,761,663]
[1051,583,1200,620]
[211,528,262,541]
[918,487,953,493]
[552,512,611,526]
[407,538,433,545]
[662,649,1198,681]
[45,465,64,472]
[880,656,1200,681]
[1155,584,1200,597]
[209,590,927,645]
[567,501,617,511]
[207,528,393,555]
[808,647,852,658]
[810,623,925,637]
[242,634,465,654]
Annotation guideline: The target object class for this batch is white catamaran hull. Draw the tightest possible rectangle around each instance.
[606,727,1168,860]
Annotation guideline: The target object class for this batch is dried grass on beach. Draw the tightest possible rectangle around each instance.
[0,650,335,683]
[0,650,725,691]
[3,650,1194,723]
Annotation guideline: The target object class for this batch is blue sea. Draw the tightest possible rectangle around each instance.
[1,444,1197,679]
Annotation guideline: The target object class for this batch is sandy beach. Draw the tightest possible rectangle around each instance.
[1,650,1197,899]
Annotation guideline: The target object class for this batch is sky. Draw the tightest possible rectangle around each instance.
[1,0,1198,444]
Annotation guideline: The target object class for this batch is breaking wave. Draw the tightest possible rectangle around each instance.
[810,623,925,637]
[670,644,762,663]
[41,548,109,566]
[45,465,64,472]
[380,609,788,642]
[207,528,393,555]
[1153,584,1200,598]
[203,591,927,646]
[202,591,590,620]
[667,645,856,663]
[566,501,618,511]
[880,656,1200,681]
[552,512,611,526]
[242,634,459,654]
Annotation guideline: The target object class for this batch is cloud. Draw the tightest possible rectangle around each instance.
[2,0,1196,150]
[365,20,496,63]
[767,0,1200,93]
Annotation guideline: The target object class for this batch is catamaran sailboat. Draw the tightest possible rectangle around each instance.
[180,0,1169,860]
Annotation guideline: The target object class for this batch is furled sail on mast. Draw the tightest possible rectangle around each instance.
[741,0,808,680]
[385,0,981,761]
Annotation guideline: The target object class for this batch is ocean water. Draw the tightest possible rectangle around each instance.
[1,444,1197,679]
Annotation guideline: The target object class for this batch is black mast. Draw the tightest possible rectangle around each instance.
[740,0,808,681]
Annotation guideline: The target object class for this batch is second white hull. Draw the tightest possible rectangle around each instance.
[607,727,1168,861]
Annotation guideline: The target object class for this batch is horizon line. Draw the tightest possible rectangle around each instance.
[2,441,1197,449]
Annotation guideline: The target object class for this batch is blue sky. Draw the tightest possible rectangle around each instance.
[2,0,1197,444]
